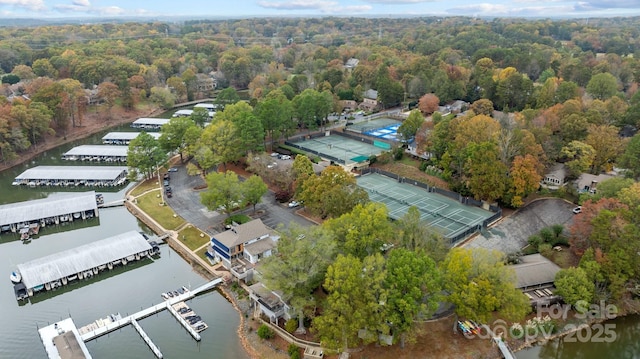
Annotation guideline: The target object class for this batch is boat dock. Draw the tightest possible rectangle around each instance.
[13,231,158,299]
[38,318,93,359]
[131,318,163,358]
[13,166,128,187]
[61,145,128,162]
[0,191,99,236]
[102,132,161,145]
[169,301,208,340]
[131,118,170,131]
[98,199,126,208]
[493,336,516,359]
[39,278,223,359]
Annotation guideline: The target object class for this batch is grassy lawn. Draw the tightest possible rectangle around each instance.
[136,192,185,230]
[130,178,161,197]
[178,225,210,251]
[196,247,213,265]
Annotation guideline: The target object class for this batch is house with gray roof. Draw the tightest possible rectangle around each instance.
[512,254,562,306]
[208,219,278,280]
[248,282,292,323]
[543,163,568,188]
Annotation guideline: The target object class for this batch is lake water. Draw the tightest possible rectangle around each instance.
[0,126,248,359]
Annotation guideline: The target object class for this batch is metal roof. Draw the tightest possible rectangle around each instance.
[63,145,128,157]
[512,254,561,288]
[0,192,98,226]
[132,118,170,125]
[102,132,161,141]
[17,231,151,289]
[15,166,128,181]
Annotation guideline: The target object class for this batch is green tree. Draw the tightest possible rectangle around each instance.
[127,132,167,179]
[215,87,240,108]
[561,141,596,177]
[159,117,196,162]
[190,107,210,128]
[200,120,241,168]
[554,267,595,306]
[11,101,54,147]
[618,133,640,179]
[0,117,29,163]
[261,225,336,333]
[397,110,424,143]
[150,86,176,109]
[385,249,441,347]
[200,170,244,217]
[586,72,618,100]
[291,154,314,194]
[216,101,264,154]
[325,202,394,259]
[441,248,530,323]
[585,124,622,173]
[242,174,268,213]
[395,206,450,261]
[298,165,369,219]
[255,89,294,149]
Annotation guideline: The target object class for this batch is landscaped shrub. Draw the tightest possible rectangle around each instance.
[285,318,298,333]
[288,344,299,356]
[257,324,274,340]
[224,214,251,225]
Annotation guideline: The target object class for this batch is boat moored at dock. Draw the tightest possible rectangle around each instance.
[13,166,129,188]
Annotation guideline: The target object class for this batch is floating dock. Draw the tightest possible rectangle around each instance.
[169,301,207,340]
[61,145,128,162]
[130,118,169,131]
[13,166,128,187]
[0,191,99,236]
[13,231,159,299]
[102,132,161,145]
[39,318,93,359]
[131,318,163,358]
[37,279,223,358]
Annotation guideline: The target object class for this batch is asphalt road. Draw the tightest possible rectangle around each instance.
[163,163,315,235]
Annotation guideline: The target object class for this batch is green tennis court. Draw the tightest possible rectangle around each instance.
[357,173,494,238]
[291,135,388,164]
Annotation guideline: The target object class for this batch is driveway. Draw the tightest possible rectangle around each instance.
[464,198,576,254]
[163,163,315,235]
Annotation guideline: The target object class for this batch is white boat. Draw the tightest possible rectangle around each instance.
[10,271,21,284]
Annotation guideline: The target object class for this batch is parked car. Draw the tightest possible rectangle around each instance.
[288,200,301,208]
[572,206,582,214]
[279,154,291,160]
[163,179,169,186]
[168,167,178,172]
[270,152,279,157]
[163,173,169,180]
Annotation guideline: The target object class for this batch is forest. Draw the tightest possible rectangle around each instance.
[3,16,640,353]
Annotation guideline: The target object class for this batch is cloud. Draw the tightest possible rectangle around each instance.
[363,0,435,3]
[574,0,640,10]
[446,2,575,17]
[258,0,371,13]
[0,0,45,11]
[72,0,90,6]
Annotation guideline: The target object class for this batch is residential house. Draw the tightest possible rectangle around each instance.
[340,100,357,112]
[543,163,568,187]
[344,58,359,69]
[208,219,278,280]
[196,73,216,92]
[359,89,379,111]
[575,172,615,194]
[248,282,291,323]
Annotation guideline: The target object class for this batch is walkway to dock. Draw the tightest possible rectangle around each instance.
[131,318,163,358]
[493,336,516,359]
[79,278,222,342]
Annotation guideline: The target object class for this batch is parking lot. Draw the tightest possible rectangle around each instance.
[163,163,314,235]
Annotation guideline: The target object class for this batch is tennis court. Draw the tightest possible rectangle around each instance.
[347,117,402,141]
[290,135,388,164]
[357,173,494,239]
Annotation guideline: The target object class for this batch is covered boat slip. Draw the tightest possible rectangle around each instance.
[102,132,161,145]
[130,118,170,130]
[13,166,128,187]
[0,191,98,234]
[16,231,153,295]
[62,145,128,162]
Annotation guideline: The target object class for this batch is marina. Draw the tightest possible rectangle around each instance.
[38,279,222,359]
[102,132,161,145]
[13,166,129,187]
[130,118,170,131]
[0,191,99,236]
[13,231,159,299]
[62,145,128,162]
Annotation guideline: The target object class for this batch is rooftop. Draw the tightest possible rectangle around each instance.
[15,166,128,181]
[0,191,97,227]
[512,254,561,289]
[213,219,272,249]
[63,145,128,157]
[102,132,161,141]
[132,118,170,125]
[243,236,277,256]
[248,282,285,312]
[17,231,151,289]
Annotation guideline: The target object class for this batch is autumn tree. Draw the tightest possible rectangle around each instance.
[59,78,86,128]
[298,165,369,219]
[97,81,121,120]
[585,124,622,173]
[464,141,507,203]
[395,206,449,262]
[509,154,543,207]
[560,141,596,177]
[150,86,176,109]
[469,99,494,116]
[441,248,530,323]
[418,93,439,115]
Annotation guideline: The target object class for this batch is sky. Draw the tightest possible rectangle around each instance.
[2,0,640,19]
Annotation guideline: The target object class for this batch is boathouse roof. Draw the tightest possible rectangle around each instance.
[102,132,161,141]
[17,231,151,289]
[0,192,98,228]
[132,118,170,126]
[15,166,128,181]
[512,254,561,289]
[63,145,128,157]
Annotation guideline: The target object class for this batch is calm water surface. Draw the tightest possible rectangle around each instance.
[0,127,247,359]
